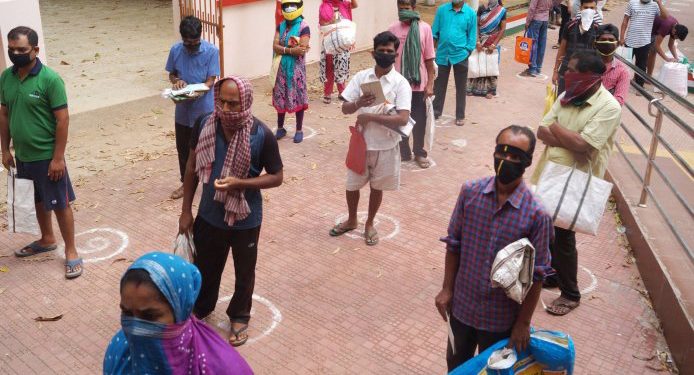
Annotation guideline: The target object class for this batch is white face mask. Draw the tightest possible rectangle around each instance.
[580,9,596,30]
[284,5,297,12]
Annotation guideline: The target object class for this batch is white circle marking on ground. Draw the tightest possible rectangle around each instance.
[334,212,401,241]
[271,125,318,140]
[216,293,282,345]
[57,227,129,263]
[435,114,456,128]
[451,139,468,148]
[544,265,598,296]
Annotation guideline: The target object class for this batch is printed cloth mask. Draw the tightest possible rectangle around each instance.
[561,71,602,106]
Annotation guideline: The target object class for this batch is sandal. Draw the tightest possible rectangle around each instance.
[65,258,83,279]
[329,222,357,237]
[323,96,331,104]
[546,296,580,316]
[15,241,57,258]
[455,119,465,127]
[414,156,431,169]
[229,323,249,347]
[365,227,379,246]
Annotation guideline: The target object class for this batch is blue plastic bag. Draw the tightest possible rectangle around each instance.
[449,329,575,375]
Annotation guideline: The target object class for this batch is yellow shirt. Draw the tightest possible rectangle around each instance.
[531,85,621,185]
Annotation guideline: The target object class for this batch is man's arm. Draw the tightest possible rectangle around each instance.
[435,187,465,321]
[537,125,563,147]
[204,76,216,89]
[48,108,69,181]
[654,35,669,59]
[552,39,568,84]
[548,122,594,152]
[357,110,410,130]
[0,105,13,169]
[465,9,478,56]
[179,149,200,234]
[620,15,630,46]
[668,36,679,61]
[214,170,284,192]
[656,0,669,19]
[425,59,436,97]
[526,0,538,29]
[612,70,631,106]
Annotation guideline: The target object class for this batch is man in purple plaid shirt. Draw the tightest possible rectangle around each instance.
[435,125,554,370]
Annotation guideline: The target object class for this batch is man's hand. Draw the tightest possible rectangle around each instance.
[214,176,243,192]
[179,211,194,234]
[434,288,453,321]
[508,321,531,352]
[619,38,625,47]
[476,42,483,52]
[355,93,376,109]
[667,57,678,63]
[486,44,496,54]
[293,46,308,56]
[552,70,559,85]
[2,151,14,170]
[573,150,589,164]
[425,84,435,99]
[356,113,373,126]
[47,157,66,181]
[173,79,187,90]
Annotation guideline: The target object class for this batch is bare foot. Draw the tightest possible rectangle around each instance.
[170,185,184,199]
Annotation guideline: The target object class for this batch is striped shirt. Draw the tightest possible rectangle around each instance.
[440,177,554,332]
[602,58,631,106]
[624,0,660,48]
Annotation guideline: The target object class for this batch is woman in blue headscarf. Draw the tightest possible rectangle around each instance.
[103,252,253,374]
[271,0,311,143]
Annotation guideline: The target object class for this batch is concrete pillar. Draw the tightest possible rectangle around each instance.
[0,0,47,70]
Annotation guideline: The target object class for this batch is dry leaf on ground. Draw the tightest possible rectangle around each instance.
[34,314,63,322]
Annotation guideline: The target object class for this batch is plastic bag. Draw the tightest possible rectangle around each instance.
[346,125,367,175]
[269,53,281,86]
[450,329,576,375]
[6,168,39,235]
[321,19,356,55]
[173,232,196,263]
[616,46,633,62]
[514,34,533,65]
[535,161,613,235]
[425,96,436,152]
[543,84,557,117]
[656,62,688,97]
[468,48,501,79]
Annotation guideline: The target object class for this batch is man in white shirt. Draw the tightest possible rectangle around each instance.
[329,31,412,246]
[619,0,667,87]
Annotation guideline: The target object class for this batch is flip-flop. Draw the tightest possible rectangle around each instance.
[329,223,356,237]
[15,241,57,258]
[546,296,580,316]
[365,228,379,246]
[65,258,83,279]
[455,119,465,127]
[415,156,431,169]
[229,323,249,347]
[323,96,331,104]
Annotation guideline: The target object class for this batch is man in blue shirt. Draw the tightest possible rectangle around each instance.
[166,16,220,199]
[431,0,477,127]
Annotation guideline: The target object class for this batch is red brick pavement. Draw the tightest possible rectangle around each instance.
[0,42,675,375]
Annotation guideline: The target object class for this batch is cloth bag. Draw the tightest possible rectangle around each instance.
[514,33,533,65]
[269,53,282,86]
[425,96,436,152]
[468,48,500,79]
[321,19,357,55]
[543,84,557,117]
[6,168,39,234]
[346,125,367,175]
[535,161,613,235]
[173,232,196,263]
[490,238,535,304]
[655,62,689,97]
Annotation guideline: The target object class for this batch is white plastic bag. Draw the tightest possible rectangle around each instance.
[173,232,196,263]
[656,62,688,97]
[321,19,356,55]
[468,49,500,79]
[425,96,436,152]
[6,168,39,234]
[535,161,613,235]
[617,46,633,62]
[490,238,535,304]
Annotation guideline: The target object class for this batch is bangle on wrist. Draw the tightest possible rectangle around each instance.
[283,47,286,54]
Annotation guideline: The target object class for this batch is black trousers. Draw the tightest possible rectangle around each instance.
[446,316,512,371]
[192,217,261,324]
[175,123,193,182]
[558,4,570,44]
[433,59,468,120]
[629,42,652,86]
[548,226,580,301]
[400,91,428,159]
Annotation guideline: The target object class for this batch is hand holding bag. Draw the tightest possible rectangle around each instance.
[6,168,39,235]
[346,125,367,175]
[535,160,613,235]
[468,48,501,79]
[173,232,196,263]
[425,96,436,152]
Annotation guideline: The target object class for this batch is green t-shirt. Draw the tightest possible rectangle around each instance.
[0,59,68,162]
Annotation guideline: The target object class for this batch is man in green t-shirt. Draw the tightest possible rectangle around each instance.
[0,26,82,279]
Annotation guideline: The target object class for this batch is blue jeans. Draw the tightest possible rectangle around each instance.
[527,20,548,74]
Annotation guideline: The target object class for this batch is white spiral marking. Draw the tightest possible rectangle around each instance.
[216,294,282,345]
[58,227,129,263]
[334,212,401,241]
[543,265,598,296]
[402,158,438,172]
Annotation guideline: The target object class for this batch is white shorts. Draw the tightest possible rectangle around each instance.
[346,146,401,191]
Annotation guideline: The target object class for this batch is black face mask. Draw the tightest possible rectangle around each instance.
[185,44,201,54]
[9,52,33,68]
[494,144,532,185]
[374,51,396,68]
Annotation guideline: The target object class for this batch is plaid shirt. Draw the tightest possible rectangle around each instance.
[601,59,631,106]
[441,177,554,332]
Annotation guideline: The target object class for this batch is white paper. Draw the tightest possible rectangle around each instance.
[446,312,456,355]
[396,117,415,137]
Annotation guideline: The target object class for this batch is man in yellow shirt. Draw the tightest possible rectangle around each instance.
[532,51,620,316]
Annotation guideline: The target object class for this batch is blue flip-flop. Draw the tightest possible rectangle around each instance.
[65,258,83,279]
[14,241,57,258]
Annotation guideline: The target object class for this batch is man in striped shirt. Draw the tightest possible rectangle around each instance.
[619,0,668,87]
[436,125,553,370]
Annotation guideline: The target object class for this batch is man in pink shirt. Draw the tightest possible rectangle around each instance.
[596,24,630,106]
[389,0,436,169]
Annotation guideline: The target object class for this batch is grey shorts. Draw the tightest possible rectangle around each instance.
[346,146,401,191]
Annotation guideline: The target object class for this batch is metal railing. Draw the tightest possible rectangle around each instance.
[613,53,693,262]
[179,0,225,76]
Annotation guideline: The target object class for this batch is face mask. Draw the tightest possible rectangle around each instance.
[120,316,170,370]
[494,144,532,185]
[595,40,617,56]
[640,0,651,3]
[284,5,297,12]
[374,51,396,68]
[185,44,201,53]
[580,9,596,30]
[398,9,421,23]
[9,51,33,68]
[560,71,602,106]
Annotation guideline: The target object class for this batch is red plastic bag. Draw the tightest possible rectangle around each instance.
[515,34,533,65]
[346,125,366,175]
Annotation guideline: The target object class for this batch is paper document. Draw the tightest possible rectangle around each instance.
[360,80,387,105]
[170,83,210,97]
[446,312,456,355]
[395,116,415,137]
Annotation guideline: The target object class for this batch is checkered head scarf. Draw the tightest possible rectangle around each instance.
[195,76,254,226]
